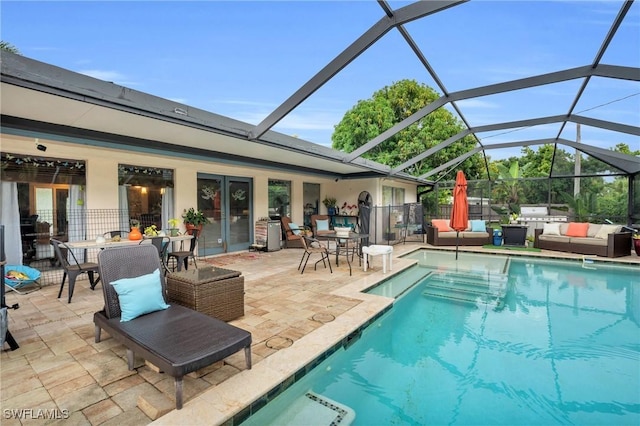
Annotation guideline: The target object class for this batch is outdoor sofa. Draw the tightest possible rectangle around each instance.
[426,219,492,246]
[534,222,631,258]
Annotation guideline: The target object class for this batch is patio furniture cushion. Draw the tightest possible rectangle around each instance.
[431,219,451,232]
[542,223,561,236]
[470,220,486,232]
[289,223,301,235]
[315,219,329,231]
[566,222,589,238]
[595,224,620,239]
[111,268,169,322]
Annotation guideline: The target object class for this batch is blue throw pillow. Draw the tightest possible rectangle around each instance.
[471,220,486,232]
[111,269,169,322]
[289,223,301,235]
[316,219,329,231]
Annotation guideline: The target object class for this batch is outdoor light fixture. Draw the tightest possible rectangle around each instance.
[35,139,47,152]
[173,107,188,115]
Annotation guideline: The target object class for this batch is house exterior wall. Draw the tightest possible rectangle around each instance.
[1,133,419,231]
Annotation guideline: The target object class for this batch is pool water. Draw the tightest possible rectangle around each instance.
[243,251,640,425]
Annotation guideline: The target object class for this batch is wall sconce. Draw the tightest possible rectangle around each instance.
[35,138,47,152]
[141,187,147,194]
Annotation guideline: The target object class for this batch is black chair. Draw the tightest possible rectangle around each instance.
[166,229,198,272]
[50,239,100,303]
[142,236,171,274]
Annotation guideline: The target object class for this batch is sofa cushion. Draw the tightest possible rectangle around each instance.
[594,224,620,239]
[566,222,589,237]
[470,220,486,232]
[461,231,489,238]
[559,223,569,235]
[570,237,607,246]
[437,231,458,239]
[543,223,561,236]
[587,224,601,237]
[432,219,452,233]
[539,235,571,243]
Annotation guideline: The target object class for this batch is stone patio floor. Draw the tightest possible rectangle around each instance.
[2,242,638,425]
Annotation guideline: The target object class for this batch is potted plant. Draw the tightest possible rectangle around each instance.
[167,218,180,236]
[129,219,142,241]
[633,231,640,256]
[323,196,337,215]
[182,208,209,235]
[144,224,159,237]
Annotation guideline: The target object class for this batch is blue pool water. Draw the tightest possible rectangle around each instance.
[243,251,640,425]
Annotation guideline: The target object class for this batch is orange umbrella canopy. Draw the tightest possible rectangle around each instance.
[450,170,469,232]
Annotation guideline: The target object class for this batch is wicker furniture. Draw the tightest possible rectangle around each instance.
[534,225,632,258]
[425,224,491,246]
[167,267,245,321]
[93,245,251,410]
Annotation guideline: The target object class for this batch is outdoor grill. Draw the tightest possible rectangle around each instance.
[517,206,568,236]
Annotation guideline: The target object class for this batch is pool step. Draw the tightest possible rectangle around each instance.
[423,271,507,309]
[265,391,356,426]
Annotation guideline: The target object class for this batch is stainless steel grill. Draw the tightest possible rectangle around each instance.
[517,207,568,237]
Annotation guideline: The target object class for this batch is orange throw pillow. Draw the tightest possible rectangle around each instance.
[431,219,451,233]
[565,222,589,237]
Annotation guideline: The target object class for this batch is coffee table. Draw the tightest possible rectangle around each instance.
[166,266,244,321]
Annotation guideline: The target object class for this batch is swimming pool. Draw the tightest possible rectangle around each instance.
[242,251,640,425]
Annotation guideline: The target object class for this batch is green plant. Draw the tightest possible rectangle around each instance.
[130,219,140,229]
[182,208,209,225]
[322,196,337,208]
[144,224,159,236]
[167,218,180,229]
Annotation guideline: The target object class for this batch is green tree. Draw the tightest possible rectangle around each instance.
[0,41,20,54]
[332,79,484,178]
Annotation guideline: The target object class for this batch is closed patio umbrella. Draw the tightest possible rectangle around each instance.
[450,170,468,260]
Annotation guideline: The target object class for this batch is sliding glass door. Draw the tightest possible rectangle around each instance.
[197,174,252,256]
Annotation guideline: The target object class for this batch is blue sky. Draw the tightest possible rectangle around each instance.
[2,1,639,159]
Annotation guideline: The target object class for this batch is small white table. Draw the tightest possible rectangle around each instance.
[362,245,393,273]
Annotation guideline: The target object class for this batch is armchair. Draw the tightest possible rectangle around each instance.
[280,216,311,248]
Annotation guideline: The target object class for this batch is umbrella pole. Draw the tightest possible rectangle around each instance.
[456,231,460,260]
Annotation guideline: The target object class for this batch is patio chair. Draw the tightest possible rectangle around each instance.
[298,235,333,275]
[166,229,198,272]
[281,216,310,249]
[93,244,252,409]
[311,214,332,237]
[141,236,171,274]
[50,238,101,303]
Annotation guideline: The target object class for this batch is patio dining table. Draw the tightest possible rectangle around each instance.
[64,234,193,250]
[317,231,368,276]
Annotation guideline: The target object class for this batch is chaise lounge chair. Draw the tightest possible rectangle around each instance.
[93,244,252,409]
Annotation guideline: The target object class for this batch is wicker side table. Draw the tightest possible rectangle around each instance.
[166,267,245,321]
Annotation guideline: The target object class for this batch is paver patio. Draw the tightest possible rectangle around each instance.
[2,243,638,425]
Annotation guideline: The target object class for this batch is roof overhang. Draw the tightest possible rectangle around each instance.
[0,52,432,186]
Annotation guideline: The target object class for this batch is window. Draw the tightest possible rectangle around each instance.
[382,186,405,206]
[118,164,174,230]
[1,152,86,262]
[268,179,291,218]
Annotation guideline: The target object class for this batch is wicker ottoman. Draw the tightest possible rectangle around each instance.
[166,267,245,321]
